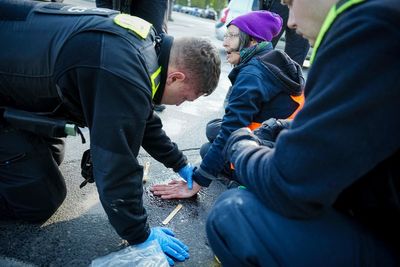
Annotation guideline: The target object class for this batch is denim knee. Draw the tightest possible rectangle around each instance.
[206,118,222,142]
[199,142,211,159]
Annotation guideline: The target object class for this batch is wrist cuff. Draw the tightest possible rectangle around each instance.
[193,170,212,187]
[127,225,151,245]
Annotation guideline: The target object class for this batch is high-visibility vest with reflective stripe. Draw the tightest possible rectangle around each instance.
[310,0,365,64]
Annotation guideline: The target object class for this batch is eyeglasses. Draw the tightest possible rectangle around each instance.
[223,32,240,39]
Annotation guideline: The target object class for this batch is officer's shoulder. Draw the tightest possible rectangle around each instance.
[113,14,153,39]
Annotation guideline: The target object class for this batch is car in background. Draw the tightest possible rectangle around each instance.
[201,8,217,20]
[172,4,182,12]
[215,6,229,40]
[181,6,194,14]
[190,7,203,17]
[215,0,260,41]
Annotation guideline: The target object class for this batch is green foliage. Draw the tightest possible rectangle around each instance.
[174,0,227,12]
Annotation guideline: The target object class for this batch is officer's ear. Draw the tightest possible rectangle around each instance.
[166,71,185,84]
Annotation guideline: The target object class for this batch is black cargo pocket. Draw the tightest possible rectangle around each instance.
[0,153,26,166]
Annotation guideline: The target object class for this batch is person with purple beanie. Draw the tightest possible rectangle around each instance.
[151,10,305,199]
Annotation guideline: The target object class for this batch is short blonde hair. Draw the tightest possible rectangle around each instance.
[170,37,221,95]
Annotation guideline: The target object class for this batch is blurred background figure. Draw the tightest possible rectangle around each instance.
[262,0,310,66]
[168,0,174,21]
[95,0,168,34]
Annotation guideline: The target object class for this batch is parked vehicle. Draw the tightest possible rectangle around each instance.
[191,7,203,17]
[215,0,260,41]
[181,6,194,14]
[201,8,217,20]
[215,6,229,40]
[172,4,182,12]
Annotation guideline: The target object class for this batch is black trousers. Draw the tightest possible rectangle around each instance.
[268,0,310,66]
[0,125,66,222]
[95,0,168,34]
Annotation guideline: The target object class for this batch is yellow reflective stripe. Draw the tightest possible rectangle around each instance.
[310,7,336,64]
[151,66,162,98]
[113,14,152,39]
[310,0,365,64]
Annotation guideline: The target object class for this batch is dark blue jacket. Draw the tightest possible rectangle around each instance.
[232,0,400,233]
[0,1,186,244]
[194,45,304,186]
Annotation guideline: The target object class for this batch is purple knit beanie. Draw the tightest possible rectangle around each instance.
[228,10,283,42]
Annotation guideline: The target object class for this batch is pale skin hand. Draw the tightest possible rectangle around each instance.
[150,179,202,199]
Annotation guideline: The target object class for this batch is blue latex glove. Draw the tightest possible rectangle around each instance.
[146,227,189,266]
[178,163,194,190]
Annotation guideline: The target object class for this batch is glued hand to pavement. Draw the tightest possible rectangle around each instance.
[151,179,201,199]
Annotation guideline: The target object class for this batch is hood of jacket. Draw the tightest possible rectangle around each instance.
[229,48,304,97]
[258,49,305,96]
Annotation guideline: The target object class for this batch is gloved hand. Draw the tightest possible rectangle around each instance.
[178,163,194,190]
[146,227,189,266]
[253,118,291,146]
[223,128,261,163]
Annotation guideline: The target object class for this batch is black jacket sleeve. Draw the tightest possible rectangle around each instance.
[85,68,153,244]
[141,112,187,172]
[64,66,152,244]
[56,32,159,244]
[232,1,400,219]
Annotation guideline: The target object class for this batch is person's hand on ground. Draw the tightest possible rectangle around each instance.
[150,180,202,199]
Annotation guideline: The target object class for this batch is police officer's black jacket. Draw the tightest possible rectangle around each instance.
[0,1,187,244]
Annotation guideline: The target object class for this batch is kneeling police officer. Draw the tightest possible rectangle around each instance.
[0,0,221,265]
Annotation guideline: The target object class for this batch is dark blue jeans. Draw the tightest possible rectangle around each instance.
[199,118,222,159]
[200,118,235,183]
[207,189,398,267]
[268,0,310,66]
